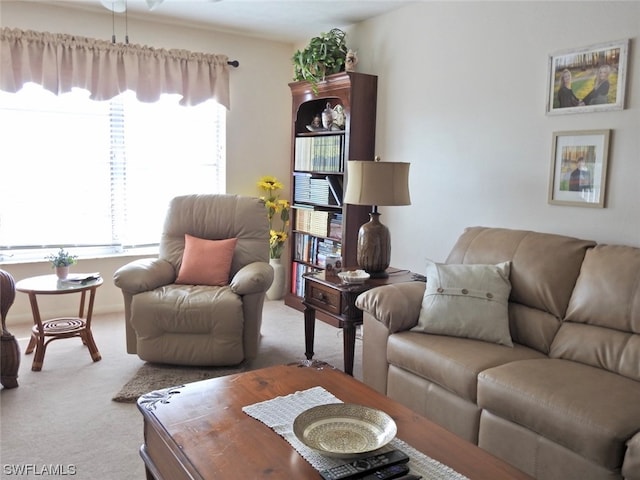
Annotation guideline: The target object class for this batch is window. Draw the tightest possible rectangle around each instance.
[0,83,225,262]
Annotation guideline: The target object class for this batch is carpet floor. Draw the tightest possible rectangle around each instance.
[0,300,362,480]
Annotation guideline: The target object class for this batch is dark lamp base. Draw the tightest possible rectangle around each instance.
[357,212,391,277]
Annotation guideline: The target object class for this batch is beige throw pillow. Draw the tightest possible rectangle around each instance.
[411,260,513,347]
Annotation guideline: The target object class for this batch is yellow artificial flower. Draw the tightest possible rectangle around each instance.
[258,176,290,259]
[265,199,278,211]
[257,175,283,191]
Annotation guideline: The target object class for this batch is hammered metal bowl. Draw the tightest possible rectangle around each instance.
[293,404,397,458]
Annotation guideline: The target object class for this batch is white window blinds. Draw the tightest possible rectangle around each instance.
[0,83,225,260]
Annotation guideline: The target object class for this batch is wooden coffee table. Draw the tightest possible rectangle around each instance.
[137,363,533,480]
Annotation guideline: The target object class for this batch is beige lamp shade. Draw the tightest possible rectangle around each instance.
[344,160,411,206]
[343,159,411,278]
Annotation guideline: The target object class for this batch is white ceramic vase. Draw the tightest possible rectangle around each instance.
[266,258,285,301]
[55,266,70,279]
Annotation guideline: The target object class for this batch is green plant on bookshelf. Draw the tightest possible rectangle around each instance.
[257,175,291,259]
[292,28,348,94]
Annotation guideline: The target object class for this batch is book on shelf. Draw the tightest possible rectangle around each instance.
[294,209,344,239]
[329,216,343,240]
[293,233,341,266]
[290,262,317,297]
[292,202,316,210]
[293,174,339,206]
[315,238,341,267]
[294,135,344,172]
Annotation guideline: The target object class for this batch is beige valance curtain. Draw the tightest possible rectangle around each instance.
[0,27,230,108]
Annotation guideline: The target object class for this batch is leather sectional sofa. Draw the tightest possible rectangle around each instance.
[356,227,640,480]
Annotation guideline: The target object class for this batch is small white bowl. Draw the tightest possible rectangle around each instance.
[337,270,370,284]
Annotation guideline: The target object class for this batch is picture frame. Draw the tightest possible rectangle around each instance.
[548,130,610,208]
[546,39,629,115]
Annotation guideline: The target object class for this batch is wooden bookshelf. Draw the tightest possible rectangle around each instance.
[284,72,378,313]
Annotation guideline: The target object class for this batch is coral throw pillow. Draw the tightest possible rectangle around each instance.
[175,235,237,286]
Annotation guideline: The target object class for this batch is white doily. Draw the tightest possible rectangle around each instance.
[242,386,469,480]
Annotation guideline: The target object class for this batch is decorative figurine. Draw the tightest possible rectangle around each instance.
[311,114,322,128]
[322,102,333,129]
[345,49,358,72]
[331,104,346,130]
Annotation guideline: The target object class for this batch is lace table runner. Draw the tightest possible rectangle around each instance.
[242,386,469,480]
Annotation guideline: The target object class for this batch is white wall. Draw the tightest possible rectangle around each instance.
[0,1,294,322]
[2,1,639,322]
[351,1,639,272]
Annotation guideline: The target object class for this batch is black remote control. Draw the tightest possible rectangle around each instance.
[361,463,410,480]
[319,450,410,480]
[411,273,427,282]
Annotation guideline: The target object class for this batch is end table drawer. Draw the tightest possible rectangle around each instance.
[307,283,341,315]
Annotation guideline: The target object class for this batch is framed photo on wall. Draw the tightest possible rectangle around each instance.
[548,130,610,208]
[546,39,629,115]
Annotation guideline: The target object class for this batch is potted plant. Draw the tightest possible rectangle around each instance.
[45,248,78,279]
[292,28,348,94]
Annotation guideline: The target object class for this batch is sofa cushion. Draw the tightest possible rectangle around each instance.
[445,227,595,352]
[552,244,640,381]
[387,331,545,402]
[478,358,640,469]
[131,284,244,365]
[508,303,562,355]
[176,235,237,286]
[551,323,640,382]
[412,260,513,346]
[623,433,640,480]
[160,195,270,279]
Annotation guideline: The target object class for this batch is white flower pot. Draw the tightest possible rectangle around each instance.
[266,258,285,301]
[55,266,70,279]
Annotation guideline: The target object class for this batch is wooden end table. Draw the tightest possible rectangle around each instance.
[16,274,103,371]
[303,267,417,375]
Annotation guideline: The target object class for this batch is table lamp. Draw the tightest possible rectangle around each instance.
[343,157,411,278]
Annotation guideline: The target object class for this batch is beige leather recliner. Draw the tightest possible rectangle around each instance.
[113,194,273,366]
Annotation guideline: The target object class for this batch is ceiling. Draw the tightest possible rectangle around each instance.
[57,1,415,43]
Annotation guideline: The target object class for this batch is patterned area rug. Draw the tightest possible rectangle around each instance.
[112,362,246,403]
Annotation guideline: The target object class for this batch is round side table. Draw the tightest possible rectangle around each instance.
[15,274,103,371]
